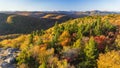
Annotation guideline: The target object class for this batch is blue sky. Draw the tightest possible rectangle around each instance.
[0,0,120,11]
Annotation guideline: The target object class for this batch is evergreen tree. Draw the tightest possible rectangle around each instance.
[83,37,98,67]
[77,24,84,39]
[84,37,98,60]
[83,23,91,36]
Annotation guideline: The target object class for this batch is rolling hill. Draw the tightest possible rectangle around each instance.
[0,13,74,35]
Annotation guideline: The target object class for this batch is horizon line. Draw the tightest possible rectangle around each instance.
[0,10,120,12]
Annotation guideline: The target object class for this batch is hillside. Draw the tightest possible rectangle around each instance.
[0,13,73,35]
[0,14,120,68]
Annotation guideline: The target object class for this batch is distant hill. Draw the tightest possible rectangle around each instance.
[1,10,119,18]
[0,13,73,35]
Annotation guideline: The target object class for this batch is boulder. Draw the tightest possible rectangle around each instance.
[0,62,15,68]
[5,57,16,64]
[0,48,20,68]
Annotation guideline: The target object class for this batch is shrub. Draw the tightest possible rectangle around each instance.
[94,35,106,51]
[59,30,71,46]
[97,50,120,68]
[115,35,120,49]
[57,59,75,68]
[62,48,79,63]
[19,63,29,68]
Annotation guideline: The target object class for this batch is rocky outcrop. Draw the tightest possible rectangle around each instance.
[0,48,20,68]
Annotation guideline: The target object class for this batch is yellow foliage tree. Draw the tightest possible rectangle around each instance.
[6,15,16,24]
[97,50,120,68]
[59,31,71,46]
[115,35,120,48]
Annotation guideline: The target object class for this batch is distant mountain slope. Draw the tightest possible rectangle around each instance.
[1,10,119,18]
[0,13,73,35]
[0,13,10,23]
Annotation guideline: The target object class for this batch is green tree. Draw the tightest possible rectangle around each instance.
[83,23,91,36]
[77,24,84,39]
[84,37,98,60]
[48,22,63,54]
[83,37,98,67]
[73,39,81,48]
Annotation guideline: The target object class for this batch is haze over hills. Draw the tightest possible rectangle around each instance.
[1,10,120,17]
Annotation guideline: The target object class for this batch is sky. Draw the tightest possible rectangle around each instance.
[0,0,120,11]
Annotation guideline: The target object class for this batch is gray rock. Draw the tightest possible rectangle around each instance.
[0,56,6,60]
[1,62,9,67]
[6,48,16,54]
[0,48,20,68]
[0,62,15,68]
[0,48,3,52]
[5,57,16,64]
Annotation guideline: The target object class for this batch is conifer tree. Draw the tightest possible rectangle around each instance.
[83,37,98,67]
